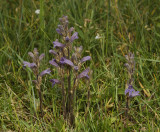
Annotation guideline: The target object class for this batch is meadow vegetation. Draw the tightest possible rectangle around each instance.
[0,0,160,131]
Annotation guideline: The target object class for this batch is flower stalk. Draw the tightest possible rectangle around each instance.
[124,52,140,117]
[23,48,51,117]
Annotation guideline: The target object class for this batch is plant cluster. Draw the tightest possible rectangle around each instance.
[23,16,140,128]
[23,16,91,126]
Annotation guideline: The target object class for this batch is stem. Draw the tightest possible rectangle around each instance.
[67,68,71,115]
[87,81,90,110]
[38,88,43,117]
[125,96,129,119]
[72,78,77,102]
[36,74,43,117]
[125,96,129,128]
[67,48,71,119]
[85,80,90,118]
[61,69,66,119]
[70,77,77,126]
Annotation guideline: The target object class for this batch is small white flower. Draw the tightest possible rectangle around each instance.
[35,9,40,14]
[95,33,102,39]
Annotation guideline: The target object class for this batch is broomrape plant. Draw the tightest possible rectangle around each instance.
[23,48,51,116]
[124,52,140,116]
[49,16,91,126]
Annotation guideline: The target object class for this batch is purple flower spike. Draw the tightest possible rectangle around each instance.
[49,59,59,67]
[70,32,78,43]
[60,57,74,67]
[77,68,90,79]
[80,56,91,63]
[40,68,51,77]
[39,53,45,61]
[23,61,37,68]
[50,79,60,87]
[49,50,57,55]
[53,41,65,48]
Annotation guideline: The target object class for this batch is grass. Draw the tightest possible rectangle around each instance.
[1,0,160,131]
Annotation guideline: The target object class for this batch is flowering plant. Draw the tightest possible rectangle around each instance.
[124,52,140,117]
[124,52,139,98]
[49,16,91,126]
[23,48,51,116]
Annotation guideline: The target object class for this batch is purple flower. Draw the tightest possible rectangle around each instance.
[77,68,90,79]
[58,25,63,29]
[32,80,37,84]
[75,46,83,53]
[124,63,129,67]
[39,53,45,61]
[80,56,91,63]
[56,28,62,35]
[59,16,68,23]
[74,66,79,71]
[130,90,140,97]
[28,52,34,59]
[125,52,135,72]
[28,48,40,61]
[72,46,83,60]
[33,48,39,56]
[40,68,51,77]
[125,85,140,98]
[59,16,68,27]
[50,79,60,87]
[68,27,74,35]
[58,16,68,30]
[60,57,74,67]
[49,50,57,55]
[70,32,78,43]
[23,61,37,68]
[125,52,134,61]
[49,59,59,67]
[65,36,70,42]
[53,41,65,48]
